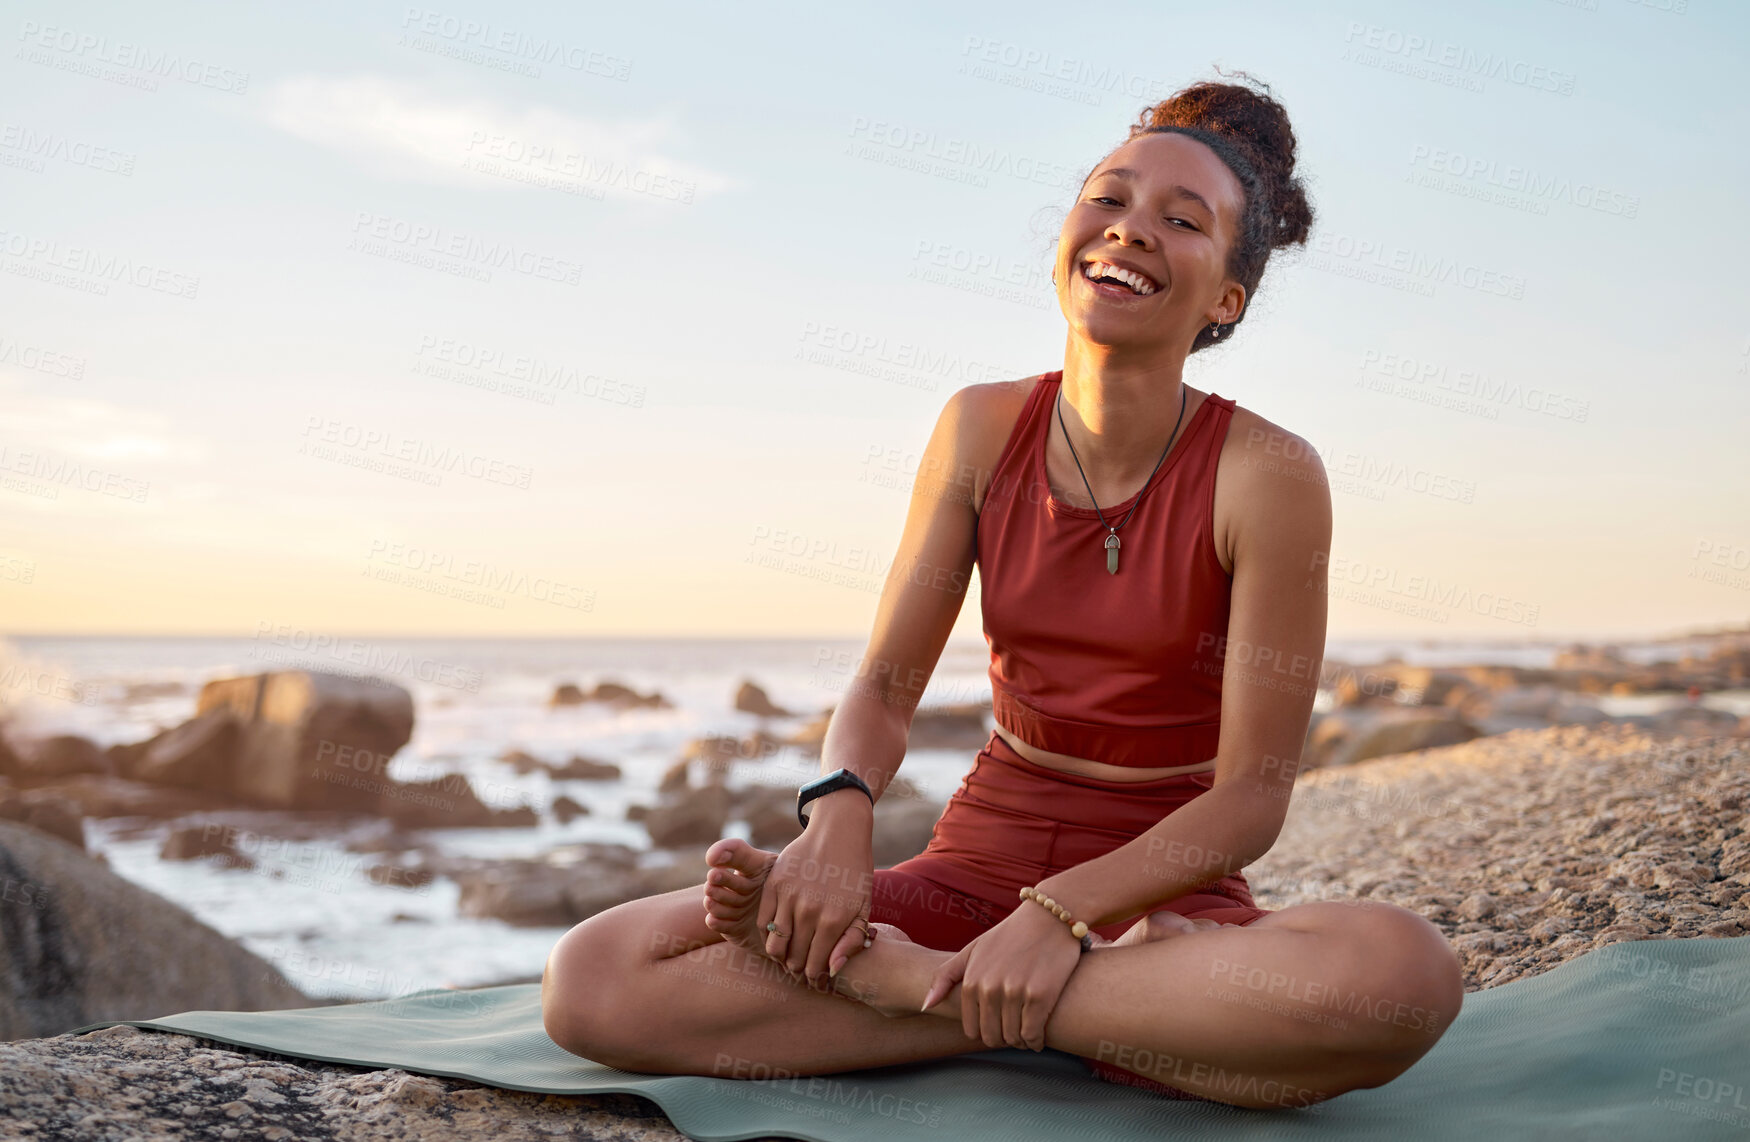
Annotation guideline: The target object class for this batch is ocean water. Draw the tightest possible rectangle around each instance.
[0,632,1733,999]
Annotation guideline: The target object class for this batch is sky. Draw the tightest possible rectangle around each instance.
[1,0,1747,644]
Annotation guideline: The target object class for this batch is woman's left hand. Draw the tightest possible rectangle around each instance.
[920,899,1085,1051]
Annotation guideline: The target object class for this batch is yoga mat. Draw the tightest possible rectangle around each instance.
[72,934,1750,1140]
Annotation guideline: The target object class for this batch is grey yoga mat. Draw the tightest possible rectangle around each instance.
[72,934,1750,1141]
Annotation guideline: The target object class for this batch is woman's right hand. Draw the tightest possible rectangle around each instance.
[758,797,876,991]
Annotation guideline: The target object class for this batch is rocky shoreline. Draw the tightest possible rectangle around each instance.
[1246,722,1748,990]
[1,720,1744,1138]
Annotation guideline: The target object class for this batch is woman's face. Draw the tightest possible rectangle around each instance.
[1055,131,1246,355]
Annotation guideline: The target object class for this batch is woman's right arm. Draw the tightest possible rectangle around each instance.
[759,381,1007,989]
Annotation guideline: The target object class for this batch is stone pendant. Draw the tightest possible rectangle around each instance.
[1104,532,1120,575]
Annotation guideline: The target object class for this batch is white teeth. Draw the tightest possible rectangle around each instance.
[1083,260,1155,295]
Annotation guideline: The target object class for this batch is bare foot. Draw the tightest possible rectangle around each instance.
[701,837,781,957]
[702,838,943,1015]
[1093,910,1224,951]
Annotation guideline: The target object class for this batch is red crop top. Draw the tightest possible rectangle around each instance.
[976,371,1236,768]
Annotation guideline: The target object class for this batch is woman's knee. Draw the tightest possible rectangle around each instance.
[1334,901,1464,1060]
[541,910,655,1063]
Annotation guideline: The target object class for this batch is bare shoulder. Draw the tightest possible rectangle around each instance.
[955,374,1048,515]
[1213,404,1332,573]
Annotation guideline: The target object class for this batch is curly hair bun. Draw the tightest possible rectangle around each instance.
[1133,70,1313,250]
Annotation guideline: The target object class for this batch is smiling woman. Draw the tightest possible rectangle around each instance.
[543,70,1466,1112]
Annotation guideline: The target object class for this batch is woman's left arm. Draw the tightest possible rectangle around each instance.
[1037,421,1334,924]
[922,426,1334,1048]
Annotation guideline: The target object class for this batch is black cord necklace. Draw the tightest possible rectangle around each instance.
[1055,381,1188,575]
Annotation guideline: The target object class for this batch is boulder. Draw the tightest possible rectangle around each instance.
[1651,704,1746,737]
[545,755,622,781]
[126,708,239,790]
[1309,708,1483,769]
[550,680,671,710]
[642,783,731,848]
[0,790,85,852]
[0,820,316,1040]
[870,797,945,868]
[4,735,110,784]
[677,733,749,777]
[657,759,691,794]
[736,784,803,850]
[551,795,589,824]
[500,748,620,780]
[456,863,597,927]
[454,844,714,928]
[195,671,415,811]
[375,774,538,830]
[782,711,833,756]
[497,749,547,774]
[1331,668,1400,708]
[7,774,238,821]
[907,704,992,750]
[733,680,793,718]
[159,823,250,865]
[548,683,587,707]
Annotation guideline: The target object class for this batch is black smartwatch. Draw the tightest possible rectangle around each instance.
[796,768,874,827]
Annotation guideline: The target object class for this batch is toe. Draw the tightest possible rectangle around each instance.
[712,836,776,881]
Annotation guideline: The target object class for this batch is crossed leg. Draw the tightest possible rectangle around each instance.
[543,839,1464,1110]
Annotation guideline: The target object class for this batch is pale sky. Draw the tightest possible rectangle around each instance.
[2,0,1746,643]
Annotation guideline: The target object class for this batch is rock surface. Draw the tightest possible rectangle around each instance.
[3,723,1745,1138]
[1247,723,1749,990]
[0,1027,697,1141]
[0,821,317,1041]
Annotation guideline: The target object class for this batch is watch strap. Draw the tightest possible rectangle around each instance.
[796,768,874,827]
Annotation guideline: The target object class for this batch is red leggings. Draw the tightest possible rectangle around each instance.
[869,730,1271,1100]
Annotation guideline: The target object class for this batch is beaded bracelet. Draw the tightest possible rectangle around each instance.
[1019,886,1095,951]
